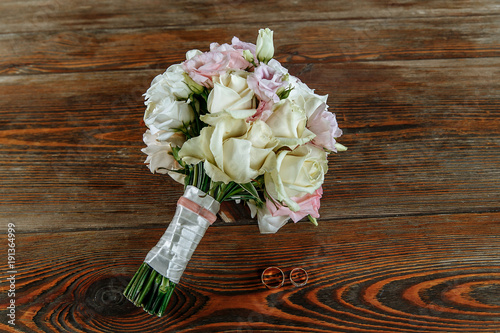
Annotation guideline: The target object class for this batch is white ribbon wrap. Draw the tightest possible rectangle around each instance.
[144,186,220,284]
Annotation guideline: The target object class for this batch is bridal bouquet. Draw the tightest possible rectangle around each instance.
[123,28,346,316]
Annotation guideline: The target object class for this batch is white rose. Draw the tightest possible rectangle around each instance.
[267,59,288,77]
[186,49,202,60]
[179,118,278,184]
[142,130,185,184]
[264,144,328,212]
[288,77,326,104]
[205,71,257,120]
[143,96,194,141]
[265,99,315,149]
[144,64,191,103]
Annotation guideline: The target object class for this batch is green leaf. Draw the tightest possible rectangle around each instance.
[239,182,259,199]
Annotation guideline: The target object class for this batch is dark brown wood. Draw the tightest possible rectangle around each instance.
[2,0,500,34]
[0,213,499,332]
[2,16,500,75]
[1,0,499,331]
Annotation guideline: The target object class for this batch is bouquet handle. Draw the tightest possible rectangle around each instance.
[124,186,220,316]
[145,186,220,284]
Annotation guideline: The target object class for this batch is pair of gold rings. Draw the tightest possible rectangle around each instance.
[261,267,309,288]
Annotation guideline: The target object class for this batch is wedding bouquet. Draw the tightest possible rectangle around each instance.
[123,28,346,316]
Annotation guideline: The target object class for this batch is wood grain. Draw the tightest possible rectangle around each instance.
[1,213,499,332]
[2,0,500,34]
[2,15,500,75]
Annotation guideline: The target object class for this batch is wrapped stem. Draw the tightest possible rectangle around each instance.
[124,186,220,316]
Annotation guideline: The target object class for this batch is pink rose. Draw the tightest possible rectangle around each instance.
[266,187,323,223]
[247,63,287,103]
[307,102,343,152]
[182,43,250,88]
[231,36,257,59]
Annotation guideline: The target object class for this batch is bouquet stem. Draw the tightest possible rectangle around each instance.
[123,262,176,316]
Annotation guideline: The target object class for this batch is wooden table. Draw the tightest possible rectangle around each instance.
[1,1,499,332]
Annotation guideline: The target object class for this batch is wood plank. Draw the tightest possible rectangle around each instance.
[2,0,500,34]
[2,15,500,75]
[1,213,499,332]
[1,58,499,232]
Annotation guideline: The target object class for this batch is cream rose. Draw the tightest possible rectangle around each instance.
[205,71,257,120]
[264,144,328,212]
[178,118,278,184]
[264,99,315,149]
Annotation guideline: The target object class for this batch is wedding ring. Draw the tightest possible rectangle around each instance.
[290,267,308,287]
[261,267,285,289]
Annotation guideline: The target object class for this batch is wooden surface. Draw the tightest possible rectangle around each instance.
[1,1,499,332]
